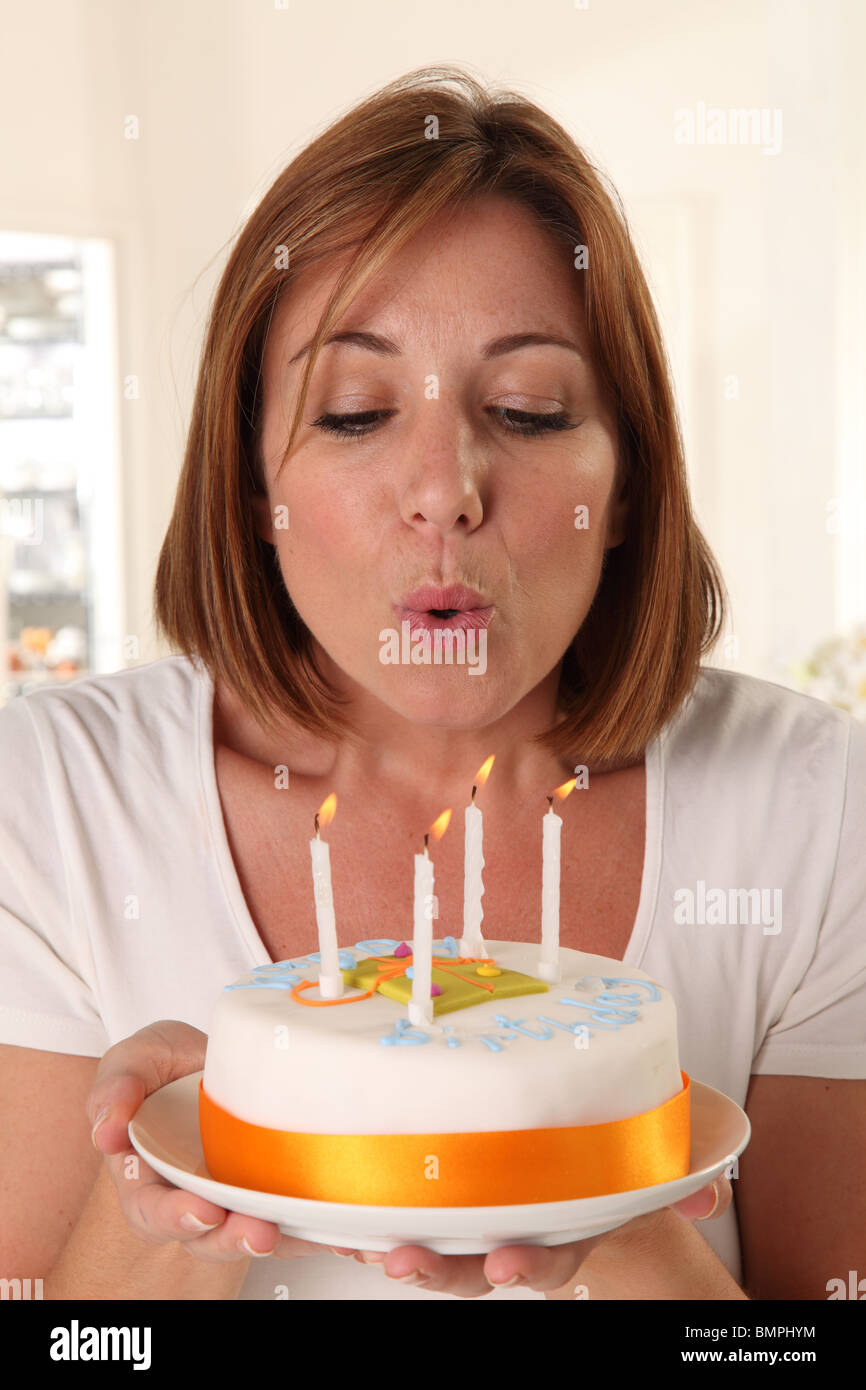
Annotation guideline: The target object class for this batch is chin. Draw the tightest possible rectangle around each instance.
[381,675,503,728]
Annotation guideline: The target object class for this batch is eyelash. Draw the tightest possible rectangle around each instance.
[311,407,580,440]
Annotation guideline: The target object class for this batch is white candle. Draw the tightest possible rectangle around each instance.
[460,756,494,958]
[461,797,488,958]
[409,844,435,1026]
[409,808,451,1026]
[309,795,342,1000]
[538,797,563,982]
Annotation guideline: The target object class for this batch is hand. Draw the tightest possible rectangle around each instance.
[333,1177,734,1297]
[86,1020,322,1264]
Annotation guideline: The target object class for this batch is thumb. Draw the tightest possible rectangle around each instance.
[671,1175,732,1223]
[87,1020,208,1153]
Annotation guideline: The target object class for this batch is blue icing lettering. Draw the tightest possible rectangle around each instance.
[251,961,307,975]
[600,976,660,1002]
[493,1013,554,1040]
[224,976,300,992]
[354,938,401,955]
[559,997,638,1030]
[380,1018,431,1047]
[478,1034,505,1052]
[536,1014,593,1037]
[442,1026,461,1048]
[305,950,358,970]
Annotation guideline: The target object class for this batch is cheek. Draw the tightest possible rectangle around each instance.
[504,450,615,577]
[274,469,368,575]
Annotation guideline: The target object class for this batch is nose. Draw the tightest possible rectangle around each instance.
[398,410,485,539]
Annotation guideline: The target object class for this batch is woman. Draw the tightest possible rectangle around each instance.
[1,65,863,1302]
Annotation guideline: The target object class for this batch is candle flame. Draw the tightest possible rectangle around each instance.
[551,778,577,803]
[428,807,452,842]
[316,793,338,832]
[475,754,495,786]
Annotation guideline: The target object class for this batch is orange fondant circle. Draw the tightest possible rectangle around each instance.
[198,1071,691,1206]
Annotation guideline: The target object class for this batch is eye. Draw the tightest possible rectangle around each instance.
[488,407,580,437]
[312,407,580,440]
[313,409,396,438]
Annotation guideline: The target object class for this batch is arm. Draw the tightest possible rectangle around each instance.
[736,1073,866,1300]
[47,1165,251,1301]
[0,1045,101,1273]
[0,1043,248,1300]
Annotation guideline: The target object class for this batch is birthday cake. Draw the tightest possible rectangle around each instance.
[199,937,691,1207]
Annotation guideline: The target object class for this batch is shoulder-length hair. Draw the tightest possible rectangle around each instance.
[154,63,726,767]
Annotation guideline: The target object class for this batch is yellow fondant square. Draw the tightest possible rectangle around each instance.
[341,955,548,1017]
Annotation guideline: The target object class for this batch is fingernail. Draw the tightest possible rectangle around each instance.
[695,1181,720,1221]
[360,1251,386,1263]
[489,1273,524,1287]
[389,1269,432,1286]
[90,1106,111,1147]
[327,1246,357,1257]
[238,1236,276,1257]
[179,1212,221,1232]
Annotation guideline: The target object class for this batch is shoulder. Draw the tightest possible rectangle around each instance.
[666,663,856,772]
[0,654,208,765]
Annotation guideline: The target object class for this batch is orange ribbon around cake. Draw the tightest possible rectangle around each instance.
[198,1071,691,1206]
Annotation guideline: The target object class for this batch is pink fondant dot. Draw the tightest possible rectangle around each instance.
[394,942,411,958]
[431,983,443,996]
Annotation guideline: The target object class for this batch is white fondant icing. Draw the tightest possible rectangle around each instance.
[202,941,682,1135]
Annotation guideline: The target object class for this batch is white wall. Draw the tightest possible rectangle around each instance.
[1,0,863,679]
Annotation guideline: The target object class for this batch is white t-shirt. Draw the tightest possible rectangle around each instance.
[1,654,864,1302]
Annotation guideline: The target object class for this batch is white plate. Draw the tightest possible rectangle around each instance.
[128,1071,750,1255]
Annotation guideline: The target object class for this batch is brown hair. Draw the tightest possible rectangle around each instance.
[153,62,727,766]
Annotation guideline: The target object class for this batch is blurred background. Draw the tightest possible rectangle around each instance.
[0,0,863,714]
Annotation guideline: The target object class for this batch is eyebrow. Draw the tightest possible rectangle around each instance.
[285,329,584,368]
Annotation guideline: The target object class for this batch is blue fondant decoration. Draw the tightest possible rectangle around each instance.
[405,965,414,979]
[436,936,460,958]
[380,1018,431,1047]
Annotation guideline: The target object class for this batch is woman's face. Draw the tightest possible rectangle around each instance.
[254,193,627,730]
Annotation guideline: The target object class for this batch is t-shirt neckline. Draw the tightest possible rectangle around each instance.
[194,659,668,972]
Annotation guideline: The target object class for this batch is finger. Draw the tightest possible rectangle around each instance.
[100,1141,315,1260]
[88,1021,208,1149]
[100,1139,325,1262]
[374,1245,495,1297]
[484,1238,600,1292]
[671,1176,732,1222]
[101,1143,231,1244]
